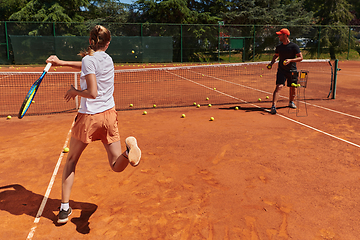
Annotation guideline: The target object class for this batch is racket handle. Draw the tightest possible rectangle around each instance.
[44,62,52,72]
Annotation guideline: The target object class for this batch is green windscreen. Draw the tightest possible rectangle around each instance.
[9,35,173,64]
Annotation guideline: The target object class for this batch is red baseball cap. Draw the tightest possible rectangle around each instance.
[276,28,290,36]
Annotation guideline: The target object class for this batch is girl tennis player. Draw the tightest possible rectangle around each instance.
[46,25,141,224]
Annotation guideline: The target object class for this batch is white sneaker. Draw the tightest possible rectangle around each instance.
[289,101,297,109]
[125,137,141,167]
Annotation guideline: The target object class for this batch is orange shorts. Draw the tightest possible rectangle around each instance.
[72,107,120,144]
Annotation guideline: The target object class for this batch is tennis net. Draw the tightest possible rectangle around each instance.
[0,59,334,117]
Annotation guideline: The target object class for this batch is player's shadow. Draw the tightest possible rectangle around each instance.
[0,184,97,234]
[220,105,288,114]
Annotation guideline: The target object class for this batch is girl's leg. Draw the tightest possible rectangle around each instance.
[103,137,141,172]
[103,140,129,172]
[62,137,88,203]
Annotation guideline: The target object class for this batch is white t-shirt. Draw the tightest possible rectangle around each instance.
[79,51,115,114]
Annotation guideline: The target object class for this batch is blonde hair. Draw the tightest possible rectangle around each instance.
[78,25,111,57]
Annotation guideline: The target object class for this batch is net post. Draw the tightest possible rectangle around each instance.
[347,27,351,60]
[332,59,339,99]
[317,26,321,59]
[253,25,256,61]
[5,21,9,60]
[181,24,183,63]
[217,22,222,63]
[74,73,79,109]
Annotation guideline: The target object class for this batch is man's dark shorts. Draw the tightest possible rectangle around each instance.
[276,68,298,87]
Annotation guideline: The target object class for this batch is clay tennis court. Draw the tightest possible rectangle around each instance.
[1,61,360,239]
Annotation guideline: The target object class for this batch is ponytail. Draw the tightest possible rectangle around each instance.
[78,25,111,57]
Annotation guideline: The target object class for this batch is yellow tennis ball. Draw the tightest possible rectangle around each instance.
[193,102,197,106]
[132,50,135,54]
[7,115,11,119]
[266,96,269,99]
[208,104,212,107]
[235,106,239,110]
[258,98,261,101]
[63,147,69,153]
[129,104,133,107]
[206,97,209,100]
[153,104,156,108]
[197,104,200,108]
[210,117,214,121]
[181,114,186,118]
[143,111,147,115]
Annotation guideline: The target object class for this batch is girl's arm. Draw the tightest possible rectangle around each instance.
[46,55,82,70]
[64,74,98,102]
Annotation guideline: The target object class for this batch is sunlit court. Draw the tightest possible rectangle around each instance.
[1,60,360,239]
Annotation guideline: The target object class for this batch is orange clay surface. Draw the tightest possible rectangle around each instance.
[1,61,360,239]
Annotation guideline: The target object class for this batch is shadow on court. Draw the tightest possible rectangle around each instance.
[0,184,97,234]
[219,105,288,113]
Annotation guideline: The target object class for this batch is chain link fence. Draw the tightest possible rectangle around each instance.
[1,21,360,64]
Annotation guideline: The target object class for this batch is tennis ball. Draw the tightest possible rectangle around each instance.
[143,111,147,115]
[63,147,69,153]
[297,84,301,87]
[260,75,262,77]
[132,50,135,54]
[235,106,239,110]
[193,102,197,106]
[258,98,261,101]
[153,104,156,108]
[32,100,35,103]
[129,104,133,107]
[208,104,212,107]
[283,60,288,65]
[206,97,209,100]
[6,115,11,119]
[291,83,296,87]
[210,117,214,121]
[266,96,269,99]
[197,104,200,108]
[181,114,186,118]
[213,88,216,90]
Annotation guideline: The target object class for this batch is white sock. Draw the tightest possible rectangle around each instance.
[60,202,69,211]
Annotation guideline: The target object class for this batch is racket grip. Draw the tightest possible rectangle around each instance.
[44,62,52,72]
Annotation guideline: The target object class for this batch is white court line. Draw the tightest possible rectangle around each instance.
[26,121,74,240]
[169,70,360,149]
[188,69,360,120]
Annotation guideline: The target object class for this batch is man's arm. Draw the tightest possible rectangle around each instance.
[288,52,303,63]
[267,53,279,69]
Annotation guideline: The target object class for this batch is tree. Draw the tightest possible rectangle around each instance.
[347,0,360,25]
[222,0,312,25]
[304,0,353,58]
[85,0,130,23]
[8,0,89,22]
[0,0,28,21]
[130,0,219,24]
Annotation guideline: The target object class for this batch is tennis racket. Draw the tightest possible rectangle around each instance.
[18,63,52,119]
